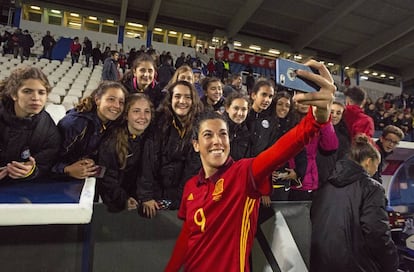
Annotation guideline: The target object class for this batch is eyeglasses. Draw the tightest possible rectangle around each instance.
[384,138,399,145]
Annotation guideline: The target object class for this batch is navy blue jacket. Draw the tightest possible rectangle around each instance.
[53,109,110,175]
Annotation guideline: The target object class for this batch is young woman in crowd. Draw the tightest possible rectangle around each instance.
[120,53,163,108]
[165,59,337,271]
[0,66,61,181]
[223,92,250,160]
[167,64,194,85]
[316,101,351,187]
[98,93,159,217]
[310,134,398,272]
[268,91,306,201]
[245,79,276,157]
[152,80,203,209]
[287,100,338,200]
[200,77,225,113]
[53,81,127,180]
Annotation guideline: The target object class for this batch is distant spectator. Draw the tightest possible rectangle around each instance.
[373,125,404,183]
[70,37,82,66]
[206,58,215,77]
[215,58,224,81]
[157,57,175,89]
[192,68,204,98]
[245,71,255,95]
[343,86,375,140]
[41,30,56,60]
[91,43,102,69]
[82,37,93,67]
[11,28,20,59]
[127,48,137,68]
[102,50,120,81]
[222,58,230,81]
[19,30,34,63]
[175,52,185,69]
[101,46,111,63]
[223,73,246,97]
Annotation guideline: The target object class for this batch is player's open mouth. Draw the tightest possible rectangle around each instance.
[209,149,224,154]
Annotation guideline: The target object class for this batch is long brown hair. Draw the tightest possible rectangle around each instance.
[157,80,203,148]
[75,81,127,112]
[115,93,154,169]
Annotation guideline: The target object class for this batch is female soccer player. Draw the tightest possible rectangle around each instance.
[165,59,336,272]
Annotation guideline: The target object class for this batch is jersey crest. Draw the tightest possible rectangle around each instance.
[212,178,224,201]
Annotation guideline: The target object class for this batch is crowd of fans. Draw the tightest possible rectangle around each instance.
[0,30,406,270]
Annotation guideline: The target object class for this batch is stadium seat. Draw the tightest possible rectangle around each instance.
[45,103,66,125]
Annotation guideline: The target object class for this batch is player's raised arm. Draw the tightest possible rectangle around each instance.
[252,60,335,183]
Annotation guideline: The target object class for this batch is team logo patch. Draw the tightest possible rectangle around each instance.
[187,193,194,201]
[212,178,224,201]
[261,119,269,128]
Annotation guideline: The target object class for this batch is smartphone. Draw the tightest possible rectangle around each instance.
[93,165,106,178]
[275,58,320,93]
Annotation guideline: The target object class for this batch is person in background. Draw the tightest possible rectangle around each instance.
[0,66,61,181]
[310,134,398,272]
[316,101,351,187]
[192,68,203,98]
[287,100,338,201]
[70,36,82,66]
[200,77,225,113]
[101,46,111,63]
[91,43,102,69]
[82,37,93,67]
[165,59,336,271]
[157,57,175,89]
[269,91,306,201]
[206,58,215,77]
[223,73,246,97]
[373,125,404,184]
[245,69,256,95]
[120,53,163,108]
[98,94,159,217]
[343,86,374,140]
[52,81,127,179]
[102,50,120,81]
[224,92,251,160]
[41,30,55,60]
[175,52,186,69]
[19,30,34,63]
[164,65,194,89]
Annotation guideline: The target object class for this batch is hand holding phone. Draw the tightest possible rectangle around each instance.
[275,58,320,93]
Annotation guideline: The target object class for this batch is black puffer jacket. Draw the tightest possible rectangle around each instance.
[245,108,277,157]
[0,103,61,180]
[310,159,398,272]
[151,115,201,209]
[97,129,155,212]
[224,112,250,161]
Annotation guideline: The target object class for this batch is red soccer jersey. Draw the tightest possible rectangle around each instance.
[178,157,267,272]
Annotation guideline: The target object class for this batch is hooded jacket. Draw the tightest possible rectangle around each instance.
[310,159,398,272]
